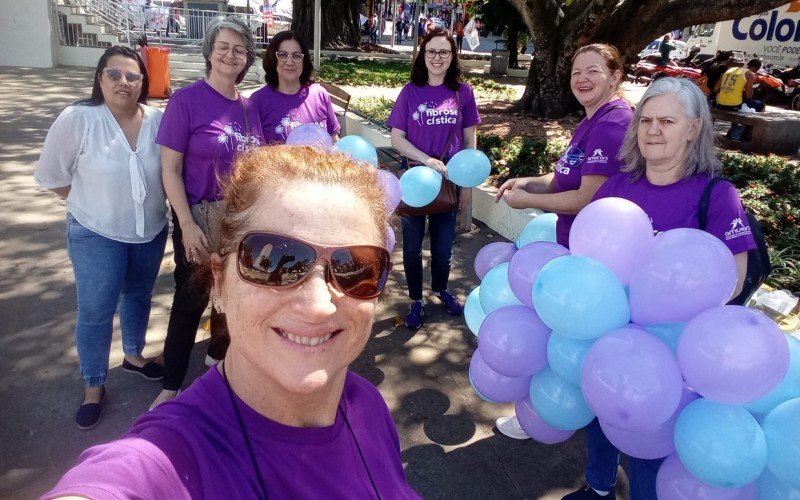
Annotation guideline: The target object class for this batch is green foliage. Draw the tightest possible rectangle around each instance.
[718,152,800,292]
[350,96,394,125]
[319,60,411,87]
[477,133,567,180]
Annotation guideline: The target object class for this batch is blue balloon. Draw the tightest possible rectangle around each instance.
[530,367,595,430]
[517,213,558,247]
[758,468,800,500]
[479,262,522,314]
[399,166,442,207]
[446,148,491,188]
[546,332,595,387]
[745,337,800,420]
[762,398,800,489]
[464,287,486,336]
[644,322,685,354]
[334,135,378,166]
[674,398,767,488]
[533,255,630,340]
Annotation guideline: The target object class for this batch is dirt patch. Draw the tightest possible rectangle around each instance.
[477,99,581,141]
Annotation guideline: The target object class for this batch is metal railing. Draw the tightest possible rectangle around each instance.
[54,0,290,49]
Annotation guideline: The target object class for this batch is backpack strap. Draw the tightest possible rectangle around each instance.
[698,176,727,230]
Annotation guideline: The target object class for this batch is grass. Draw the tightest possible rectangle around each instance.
[350,96,395,125]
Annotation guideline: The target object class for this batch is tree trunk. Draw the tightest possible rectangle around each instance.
[292,0,361,49]
[507,24,519,69]
[509,0,789,118]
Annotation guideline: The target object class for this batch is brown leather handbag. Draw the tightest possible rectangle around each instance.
[396,91,460,217]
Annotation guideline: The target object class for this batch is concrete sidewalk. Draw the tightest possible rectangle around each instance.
[0,66,629,500]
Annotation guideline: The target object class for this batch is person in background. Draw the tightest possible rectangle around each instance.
[151,16,263,410]
[566,77,755,500]
[716,58,765,112]
[396,18,404,44]
[494,43,633,440]
[44,146,420,499]
[250,30,340,145]
[417,16,426,45]
[455,20,464,53]
[387,28,480,330]
[701,50,734,103]
[34,46,168,430]
[371,13,379,44]
[678,44,700,66]
[659,34,676,65]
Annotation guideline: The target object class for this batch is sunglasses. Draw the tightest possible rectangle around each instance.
[275,50,305,62]
[102,68,143,83]
[235,232,392,300]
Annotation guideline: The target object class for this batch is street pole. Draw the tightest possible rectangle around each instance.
[313,0,321,71]
[390,0,395,48]
[412,0,422,60]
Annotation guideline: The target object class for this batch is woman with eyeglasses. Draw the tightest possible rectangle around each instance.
[34,46,168,430]
[250,30,340,144]
[151,17,264,411]
[45,146,420,499]
[387,28,481,330]
[493,44,633,443]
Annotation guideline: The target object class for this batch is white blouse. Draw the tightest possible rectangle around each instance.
[35,104,168,243]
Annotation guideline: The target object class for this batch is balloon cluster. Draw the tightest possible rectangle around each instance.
[399,149,492,207]
[467,198,800,498]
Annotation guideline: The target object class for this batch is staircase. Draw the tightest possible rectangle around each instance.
[54,1,129,47]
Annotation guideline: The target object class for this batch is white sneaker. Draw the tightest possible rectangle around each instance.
[205,354,221,367]
[496,415,531,440]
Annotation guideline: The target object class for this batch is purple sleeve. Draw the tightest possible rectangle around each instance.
[580,122,627,176]
[155,90,191,153]
[386,85,410,131]
[459,84,480,128]
[704,181,757,255]
[320,88,341,136]
[42,438,192,500]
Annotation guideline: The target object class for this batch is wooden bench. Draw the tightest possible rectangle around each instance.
[376,146,473,231]
[711,107,800,156]
[319,82,351,136]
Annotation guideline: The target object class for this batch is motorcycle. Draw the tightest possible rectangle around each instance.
[754,64,800,110]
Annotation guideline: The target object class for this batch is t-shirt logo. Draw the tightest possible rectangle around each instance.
[412,100,459,126]
[556,146,584,174]
[725,217,752,240]
[217,123,260,152]
[586,148,609,164]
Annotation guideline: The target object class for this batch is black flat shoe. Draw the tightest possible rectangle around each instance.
[76,387,105,430]
[122,359,164,381]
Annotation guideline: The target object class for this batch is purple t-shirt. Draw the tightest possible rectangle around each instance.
[156,79,264,204]
[553,98,632,246]
[250,83,341,144]
[593,172,757,255]
[387,82,481,160]
[45,369,419,499]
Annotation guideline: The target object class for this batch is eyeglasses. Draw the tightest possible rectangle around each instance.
[424,49,452,59]
[102,68,143,83]
[275,51,305,62]
[235,232,392,300]
[213,43,248,60]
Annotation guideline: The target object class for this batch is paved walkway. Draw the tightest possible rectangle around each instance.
[0,66,631,500]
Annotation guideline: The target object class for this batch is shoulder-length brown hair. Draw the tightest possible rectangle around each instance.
[262,30,315,89]
[410,28,462,91]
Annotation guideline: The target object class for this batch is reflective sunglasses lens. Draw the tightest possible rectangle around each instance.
[330,247,390,298]
[125,72,142,82]
[104,68,122,81]
[238,234,316,286]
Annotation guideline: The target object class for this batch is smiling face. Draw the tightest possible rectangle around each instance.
[424,36,452,82]
[218,181,382,397]
[637,93,700,176]
[570,50,621,112]
[209,28,247,83]
[98,55,143,110]
[275,38,304,88]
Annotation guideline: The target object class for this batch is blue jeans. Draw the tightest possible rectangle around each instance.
[586,418,662,499]
[401,209,457,301]
[66,213,167,387]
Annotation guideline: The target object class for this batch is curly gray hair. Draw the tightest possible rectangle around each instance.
[201,16,257,84]
[619,77,721,180]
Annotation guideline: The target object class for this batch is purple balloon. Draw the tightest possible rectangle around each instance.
[581,326,683,431]
[468,349,532,403]
[678,306,790,404]
[386,226,396,251]
[478,305,551,377]
[377,169,402,213]
[508,241,570,308]
[629,228,737,325]
[600,385,700,459]
[515,395,575,444]
[569,197,654,286]
[474,242,517,281]
[656,453,758,500]
[285,123,333,149]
